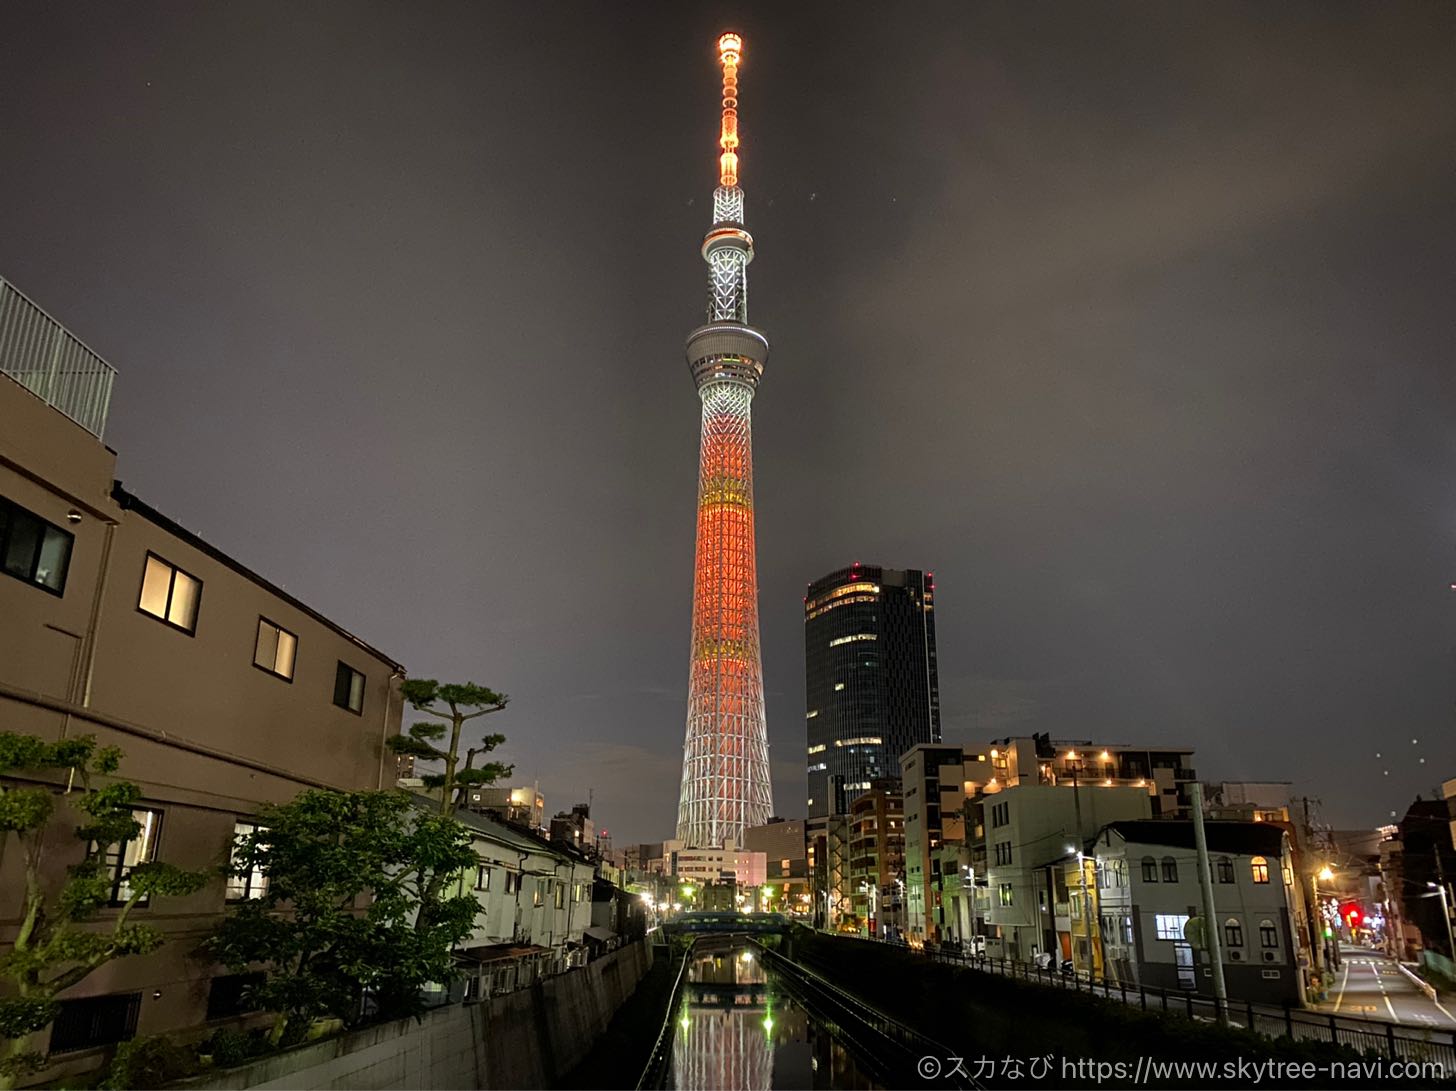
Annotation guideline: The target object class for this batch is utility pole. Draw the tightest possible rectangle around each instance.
[1191,782,1229,1025]
[1068,752,1097,977]
[1296,795,1327,976]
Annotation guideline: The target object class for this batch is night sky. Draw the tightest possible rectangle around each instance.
[3,3,1453,845]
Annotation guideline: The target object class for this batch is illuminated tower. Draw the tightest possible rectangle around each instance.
[676,32,773,847]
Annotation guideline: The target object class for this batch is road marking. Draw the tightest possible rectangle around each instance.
[1333,961,1350,1013]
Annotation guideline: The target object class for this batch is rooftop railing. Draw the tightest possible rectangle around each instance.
[0,277,116,440]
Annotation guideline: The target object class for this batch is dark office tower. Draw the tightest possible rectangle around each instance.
[803,565,941,819]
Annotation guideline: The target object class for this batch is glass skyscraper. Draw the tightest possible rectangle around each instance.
[803,564,942,818]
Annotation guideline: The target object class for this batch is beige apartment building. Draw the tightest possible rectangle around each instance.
[0,279,405,1081]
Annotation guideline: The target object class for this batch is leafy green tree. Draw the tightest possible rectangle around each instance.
[207,790,477,1045]
[0,733,208,1090]
[386,680,512,816]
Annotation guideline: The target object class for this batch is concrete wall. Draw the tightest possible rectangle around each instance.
[172,940,652,1091]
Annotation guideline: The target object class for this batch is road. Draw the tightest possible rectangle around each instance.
[1328,946,1456,1029]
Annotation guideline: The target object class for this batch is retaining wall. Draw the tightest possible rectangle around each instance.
[171,941,651,1090]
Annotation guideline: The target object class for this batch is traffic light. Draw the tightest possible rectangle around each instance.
[1339,902,1363,928]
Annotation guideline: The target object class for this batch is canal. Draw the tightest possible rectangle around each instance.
[668,942,882,1090]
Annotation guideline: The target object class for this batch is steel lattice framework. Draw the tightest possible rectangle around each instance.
[676,33,773,847]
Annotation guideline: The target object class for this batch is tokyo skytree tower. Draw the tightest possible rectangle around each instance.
[675,32,773,847]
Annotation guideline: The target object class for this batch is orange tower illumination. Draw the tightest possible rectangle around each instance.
[676,31,773,847]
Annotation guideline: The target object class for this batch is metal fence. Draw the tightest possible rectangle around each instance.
[899,938,1456,1074]
[0,276,116,439]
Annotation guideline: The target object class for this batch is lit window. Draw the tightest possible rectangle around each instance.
[1,498,74,595]
[1154,914,1189,940]
[555,883,566,909]
[1250,856,1270,884]
[828,633,878,647]
[98,808,162,906]
[806,710,819,720]
[807,743,826,754]
[475,866,491,891]
[137,553,202,632]
[254,617,297,680]
[834,682,845,691]
[227,821,268,901]
[333,662,365,714]
[998,883,1014,907]
[533,880,543,907]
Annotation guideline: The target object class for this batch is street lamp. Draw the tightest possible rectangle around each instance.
[1428,882,1456,962]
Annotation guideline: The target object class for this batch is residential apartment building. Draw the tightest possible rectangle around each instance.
[1094,821,1303,1005]
[846,780,905,936]
[900,734,1196,948]
[453,805,595,974]
[900,743,984,940]
[987,735,1197,817]
[463,783,546,829]
[0,279,406,1080]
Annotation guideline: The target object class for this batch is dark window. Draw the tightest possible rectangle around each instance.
[505,871,520,895]
[1216,857,1234,884]
[1224,919,1244,947]
[137,552,201,633]
[253,617,297,680]
[1141,856,1158,883]
[98,808,162,906]
[1161,857,1178,883]
[1260,920,1279,948]
[206,973,265,1020]
[475,865,491,891]
[333,662,365,714]
[49,992,141,1053]
[0,497,73,595]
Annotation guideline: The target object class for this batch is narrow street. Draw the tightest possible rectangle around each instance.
[1325,946,1456,1029]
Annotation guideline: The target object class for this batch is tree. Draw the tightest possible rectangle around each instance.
[0,733,208,1090]
[386,680,512,817]
[207,790,478,1046]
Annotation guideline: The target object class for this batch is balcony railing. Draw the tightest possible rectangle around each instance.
[0,277,116,440]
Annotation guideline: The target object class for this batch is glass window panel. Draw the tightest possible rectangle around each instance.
[275,630,297,679]
[168,570,200,629]
[3,510,41,577]
[254,620,278,670]
[35,527,72,591]
[139,556,172,617]
[349,671,365,712]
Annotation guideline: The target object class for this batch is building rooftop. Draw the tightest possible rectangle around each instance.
[113,482,405,671]
[0,276,116,440]
[1106,820,1286,857]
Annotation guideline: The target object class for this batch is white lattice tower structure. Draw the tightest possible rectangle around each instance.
[676,32,773,847]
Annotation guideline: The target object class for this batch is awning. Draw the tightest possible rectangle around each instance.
[583,926,616,943]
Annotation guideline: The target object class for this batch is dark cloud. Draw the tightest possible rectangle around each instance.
[2,3,1453,842]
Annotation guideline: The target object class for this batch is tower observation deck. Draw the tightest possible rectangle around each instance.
[676,32,773,848]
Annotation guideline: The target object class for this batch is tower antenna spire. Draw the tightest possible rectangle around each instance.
[717,32,742,186]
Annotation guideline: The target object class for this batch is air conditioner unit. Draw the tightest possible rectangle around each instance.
[1230,950,1243,961]
[1263,951,1277,962]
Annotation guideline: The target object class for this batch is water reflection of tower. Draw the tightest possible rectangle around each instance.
[673,950,775,1091]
